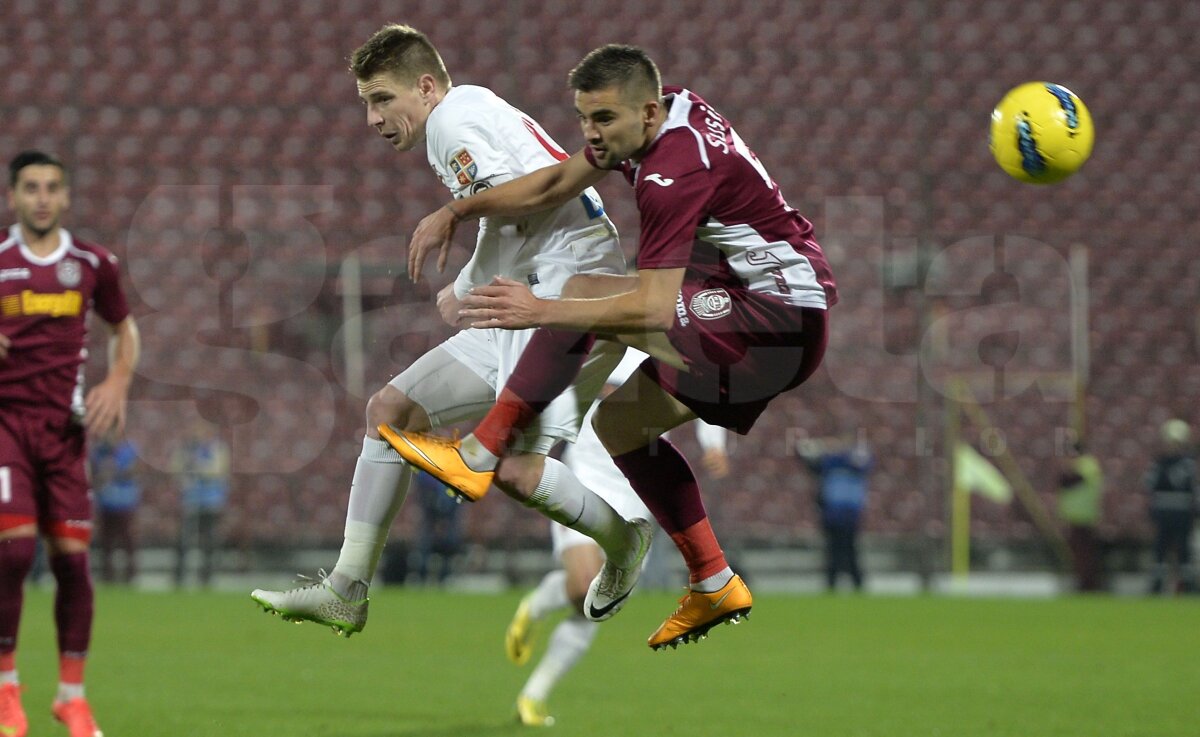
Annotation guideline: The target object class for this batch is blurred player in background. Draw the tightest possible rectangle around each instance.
[1055,440,1105,592]
[1146,419,1197,594]
[1,151,140,737]
[504,349,728,725]
[172,419,231,588]
[797,433,873,592]
[250,25,653,635]
[90,436,141,584]
[394,44,836,649]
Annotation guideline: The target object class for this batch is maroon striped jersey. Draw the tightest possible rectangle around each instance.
[0,225,130,420]
[585,86,837,310]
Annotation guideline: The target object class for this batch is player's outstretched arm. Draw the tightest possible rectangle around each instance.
[84,316,140,437]
[460,266,685,333]
[408,151,607,279]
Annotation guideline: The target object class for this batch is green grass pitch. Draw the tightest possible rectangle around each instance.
[12,587,1199,736]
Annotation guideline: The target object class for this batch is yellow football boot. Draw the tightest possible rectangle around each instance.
[647,574,753,650]
[515,695,555,727]
[377,425,493,502]
[506,594,539,666]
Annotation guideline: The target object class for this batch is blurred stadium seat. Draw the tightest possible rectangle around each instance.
[1,0,1182,550]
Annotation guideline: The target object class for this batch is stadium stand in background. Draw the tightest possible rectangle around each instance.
[3,0,1196,563]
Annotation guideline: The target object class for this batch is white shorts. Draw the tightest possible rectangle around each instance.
[389,328,624,455]
[550,402,654,559]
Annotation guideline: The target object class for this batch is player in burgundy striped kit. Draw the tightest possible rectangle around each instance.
[1,151,140,737]
[393,45,836,649]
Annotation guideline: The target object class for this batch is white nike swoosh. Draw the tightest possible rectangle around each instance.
[398,435,442,471]
[709,589,734,610]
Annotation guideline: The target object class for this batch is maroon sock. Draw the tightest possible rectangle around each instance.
[611,439,708,535]
[0,537,37,659]
[612,440,728,582]
[474,328,595,455]
[49,552,94,657]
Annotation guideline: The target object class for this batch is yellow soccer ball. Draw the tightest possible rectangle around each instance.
[990,82,1094,184]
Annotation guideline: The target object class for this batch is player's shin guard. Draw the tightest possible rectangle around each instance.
[49,553,93,659]
[474,329,595,456]
[613,440,728,583]
[333,436,413,585]
[0,538,37,660]
[524,458,630,562]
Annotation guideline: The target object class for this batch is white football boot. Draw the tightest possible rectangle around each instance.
[583,518,653,622]
[251,570,368,636]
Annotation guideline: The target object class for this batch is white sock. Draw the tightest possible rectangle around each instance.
[520,616,598,702]
[525,458,632,563]
[331,436,414,590]
[527,569,570,620]
[56,682,84,702]
[460,433,500,472]
[691,566,734,593]
[0,670,16,686]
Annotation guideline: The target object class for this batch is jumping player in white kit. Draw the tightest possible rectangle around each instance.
[251,25,652,635]
[504,348,728,725]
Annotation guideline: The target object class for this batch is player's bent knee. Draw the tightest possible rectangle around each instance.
[0,518,38,542]
[591,402,635,454]
[366,386,430,435]
[46,536,90,556]
[493,454,547,499]
[45,521,92,553]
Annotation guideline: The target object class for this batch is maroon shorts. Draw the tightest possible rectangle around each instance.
[640,282,829,434]
[0,409,93,540]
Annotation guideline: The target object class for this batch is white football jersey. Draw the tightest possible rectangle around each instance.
[425,85,625,299]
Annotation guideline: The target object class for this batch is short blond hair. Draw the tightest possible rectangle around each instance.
[350,24,451,88]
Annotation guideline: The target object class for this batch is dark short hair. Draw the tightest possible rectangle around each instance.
[350,24,451,88]
[9,150,67,187]
[568,44,661,103]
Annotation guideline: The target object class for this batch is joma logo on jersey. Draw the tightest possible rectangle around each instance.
[0,267,31,282]
[0,290,83,317]
[675,292,690,327]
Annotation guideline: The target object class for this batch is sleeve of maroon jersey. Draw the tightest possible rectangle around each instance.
[634,166,714,270]
[93,252,131,325]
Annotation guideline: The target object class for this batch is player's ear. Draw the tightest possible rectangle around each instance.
[418,73,438,99]
[642,99,659,126]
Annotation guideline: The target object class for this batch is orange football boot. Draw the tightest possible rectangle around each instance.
[0,683,27,737]
[647,574,753,650]
[52,697,102,737]
[377,426,493,502]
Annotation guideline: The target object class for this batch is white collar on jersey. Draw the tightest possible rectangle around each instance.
[634,89,709,184]
[6,223,75,265]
